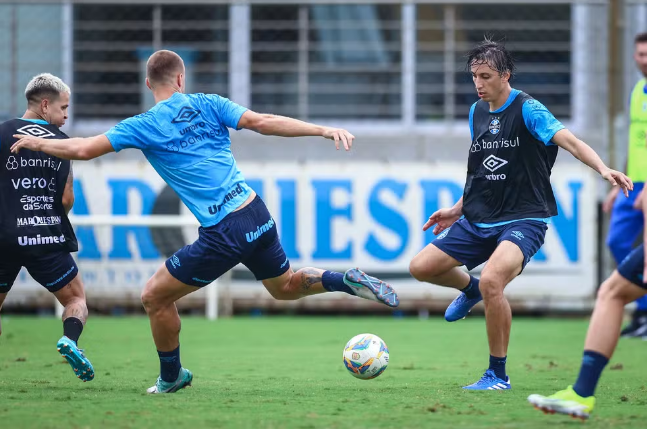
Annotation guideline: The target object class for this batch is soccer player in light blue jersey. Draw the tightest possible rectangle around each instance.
[11,50,400,394]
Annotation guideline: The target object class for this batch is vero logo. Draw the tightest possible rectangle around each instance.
[483,155,508,172]
[171,107,201,123]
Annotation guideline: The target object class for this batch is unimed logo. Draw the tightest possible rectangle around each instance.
[18,234,66,246]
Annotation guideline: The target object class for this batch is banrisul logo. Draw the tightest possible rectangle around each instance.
[171,106,201,124]
[246,218,275,243]
[489,118,501,135]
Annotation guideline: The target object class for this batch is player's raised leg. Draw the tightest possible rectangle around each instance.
[141,264,199,394]
[462,241,523,390]
[261,267,399,308]
[410,243,481,321]
[528,270,647,419]
[53,274,94,382]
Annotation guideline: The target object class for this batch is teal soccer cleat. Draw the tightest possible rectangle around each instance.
[57,336,94,382]
[343,268,399,307]
[147,367,193,394]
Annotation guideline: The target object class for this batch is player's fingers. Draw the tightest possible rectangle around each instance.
[346,131,355,150]
[340,133,349,151]
[433,225,444,235]
[333,132,340,150]
[422,220,432,231]
[10,142,23,153]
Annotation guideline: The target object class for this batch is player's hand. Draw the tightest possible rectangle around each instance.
[422,208,461,235]
[634,189,644,210]
[10,134,44,154]
[322,127,355,151]
[601,168,633,198]
[602,186,620,213]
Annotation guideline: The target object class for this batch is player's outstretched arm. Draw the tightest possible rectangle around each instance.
[236,110,355,151]
[551,129,633,197]
[11,134,114,161]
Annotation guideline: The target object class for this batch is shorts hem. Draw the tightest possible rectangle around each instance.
[430,242,475,270]
[617,269,647,290]
[254,264,291,281]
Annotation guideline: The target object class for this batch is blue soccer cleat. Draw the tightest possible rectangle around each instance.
[444,291,482,322]
[463,369,511,390]
[57,336,94,382]
[147,367,193,394]
[343,268,399,308]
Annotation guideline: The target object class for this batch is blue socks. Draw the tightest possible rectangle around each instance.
[158,345,182,383]
[322,271,355,295]
[462,275,481,300]
[489,355,507,380]
[573,350,609,398]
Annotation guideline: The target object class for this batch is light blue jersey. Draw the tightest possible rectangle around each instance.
[105,92,251,227]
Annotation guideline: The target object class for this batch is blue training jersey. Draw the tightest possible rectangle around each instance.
[105,92,251,227]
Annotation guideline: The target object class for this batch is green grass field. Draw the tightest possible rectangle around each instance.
[0,316,646,429]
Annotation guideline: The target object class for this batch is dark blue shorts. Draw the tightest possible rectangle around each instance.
[432,217,548,271]
[617,244,646,289]
[166,196,290,287]
[0,251,79,294]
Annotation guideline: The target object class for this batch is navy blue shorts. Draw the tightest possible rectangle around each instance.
[432,217,548,271]
[0,251,79,294]
[166,196,290,287]
[617,244,646,289]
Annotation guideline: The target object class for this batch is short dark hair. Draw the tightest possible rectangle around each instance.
[146,50,185,86]
[635,32,647,44]
[466,37,516,82]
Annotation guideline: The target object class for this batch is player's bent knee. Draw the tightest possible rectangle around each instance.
[478,276,503,300]
[409,257,440,281]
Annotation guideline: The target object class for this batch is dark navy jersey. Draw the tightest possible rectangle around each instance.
[0,119,77,256]
[462,90,565,225]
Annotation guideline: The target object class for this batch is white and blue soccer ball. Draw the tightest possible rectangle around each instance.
[342,333,389,380]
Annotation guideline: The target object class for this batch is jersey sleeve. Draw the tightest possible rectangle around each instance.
[201,94,248,130]
[522,99,565,145]
[468,102,477,140]
[104,116,149,152]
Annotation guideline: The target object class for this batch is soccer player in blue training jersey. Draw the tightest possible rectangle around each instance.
[528,189,647,419]
[0,73,94,382]
[408,38,633,390]
[11,50,399,394]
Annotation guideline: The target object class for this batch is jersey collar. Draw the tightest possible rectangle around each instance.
[489,89,521,114]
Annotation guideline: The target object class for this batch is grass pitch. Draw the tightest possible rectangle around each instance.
[0,316,645,429]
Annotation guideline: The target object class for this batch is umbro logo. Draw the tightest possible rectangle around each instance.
[483,155,508,172]
[171,106,201,123]
[511,231,524,240]
[16,124,55,138]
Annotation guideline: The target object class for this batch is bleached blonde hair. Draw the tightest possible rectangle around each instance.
[25,73,70,104]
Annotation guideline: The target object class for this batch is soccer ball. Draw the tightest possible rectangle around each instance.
[342,333,389,380]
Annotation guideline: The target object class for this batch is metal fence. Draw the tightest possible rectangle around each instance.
[0,1,612,141]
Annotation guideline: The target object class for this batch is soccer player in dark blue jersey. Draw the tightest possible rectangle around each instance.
[528,189,647,419]
[11,50,399,393]
[408,39,633,390]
